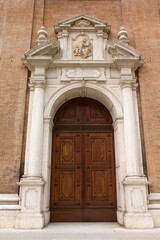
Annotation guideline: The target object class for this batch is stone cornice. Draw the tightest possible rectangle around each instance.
[114,57,143,71]
[22,56,53,71]
[51,60,114,67]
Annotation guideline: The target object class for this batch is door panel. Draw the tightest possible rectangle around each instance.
[84,132,116,218]
[50,98,116,222]
[51,132,82,210]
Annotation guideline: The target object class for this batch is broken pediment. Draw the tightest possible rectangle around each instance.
[54,14,111,34]
[107,40,141,58]
[22,39,60,71]
[106,40,143,70]
[24,39,60,58]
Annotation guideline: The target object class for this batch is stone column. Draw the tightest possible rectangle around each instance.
[15,67,46,229]
[113,119,126,225]
[61,29,69,59]
[121,80,140,176]
[120,67,153,228]
[42,118,53,226]
[27,81,45,177]
[24,82,34,176]
[97,30,104,59]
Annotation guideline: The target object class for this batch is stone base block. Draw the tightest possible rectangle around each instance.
[15,213,44,229]
[117,210,124,225]
[0,210,20,228]
[124,213,154,229]
[43,210,50,226]
[149,209,160,227]
[148,193,160,227]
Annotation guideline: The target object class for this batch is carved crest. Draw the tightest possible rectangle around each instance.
[73,35,92,59]
[74,19,92,27]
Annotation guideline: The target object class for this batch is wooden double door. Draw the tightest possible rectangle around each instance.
[50,98,116,222]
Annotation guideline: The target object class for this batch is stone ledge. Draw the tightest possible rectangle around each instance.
[0,205,21,210]
[148,193,160,203]
[0,194,20,202]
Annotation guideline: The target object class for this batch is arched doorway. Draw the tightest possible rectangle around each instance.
[16,14,154,229]
[50,98,117,222]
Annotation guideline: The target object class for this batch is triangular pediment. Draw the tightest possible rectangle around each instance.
[55,14,111,33]
[24,39,60,57]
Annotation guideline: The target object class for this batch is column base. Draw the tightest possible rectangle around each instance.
[15,177,45,229]
[123,176,154,228]
[15,213,44,229]
[117,210,124,225]
[43,210,50,226]
[124,213,154,229]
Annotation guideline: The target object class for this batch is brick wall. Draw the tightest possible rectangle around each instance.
[0,0,35,193]
[121,0,160,192]
[0,0,160,193]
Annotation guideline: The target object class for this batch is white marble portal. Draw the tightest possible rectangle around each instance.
[0,14,158,229]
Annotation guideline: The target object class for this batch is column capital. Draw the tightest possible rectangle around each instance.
[96,29,104,37]
[120,67,136,87]
[44,117,54,130]
[28,82,35,91]
[30,67,47,86]
[120,80,135,89]
[29,79,46,89]
[132,83,138,91]
[34,81,46,89]
[113,118,123,131]
[61,29,69,37]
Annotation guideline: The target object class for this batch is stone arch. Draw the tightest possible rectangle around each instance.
[42,82,124,225]
[44,82,123,122]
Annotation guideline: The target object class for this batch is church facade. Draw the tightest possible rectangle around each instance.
[0,0,160,229]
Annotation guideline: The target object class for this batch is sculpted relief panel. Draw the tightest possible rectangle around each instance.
[73,35,92,60]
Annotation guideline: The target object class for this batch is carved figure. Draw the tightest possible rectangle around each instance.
[73,36,92,59]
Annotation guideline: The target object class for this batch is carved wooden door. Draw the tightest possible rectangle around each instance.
[50,98,116,221]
